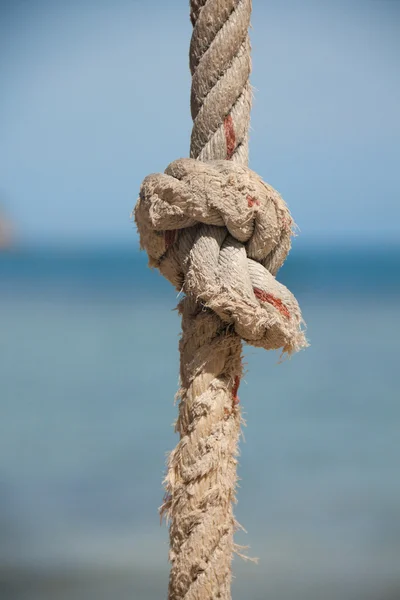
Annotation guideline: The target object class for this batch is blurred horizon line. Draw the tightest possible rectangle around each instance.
[3,232,400,253]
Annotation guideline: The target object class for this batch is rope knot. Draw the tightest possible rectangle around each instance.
[135,158,307,354]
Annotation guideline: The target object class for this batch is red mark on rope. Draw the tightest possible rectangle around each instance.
[224,115,236,160]
[164,229,176,250]
[253,288,291,319]
[247,195,260,208]
[232,376,241,406]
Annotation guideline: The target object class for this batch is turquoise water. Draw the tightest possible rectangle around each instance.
[1,245,399,599]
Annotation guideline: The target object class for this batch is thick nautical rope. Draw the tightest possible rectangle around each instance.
[190,0,252,164]
[134,1,306,598]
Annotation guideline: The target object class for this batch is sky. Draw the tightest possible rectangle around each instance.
[0,0,399,246]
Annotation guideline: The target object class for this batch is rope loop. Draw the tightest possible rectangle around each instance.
[135,158,307,354]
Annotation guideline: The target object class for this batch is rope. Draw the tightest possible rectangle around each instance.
[190,0,252,164]
[134,1,307,598]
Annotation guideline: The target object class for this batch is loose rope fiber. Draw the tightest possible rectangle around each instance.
[134,2,307,598]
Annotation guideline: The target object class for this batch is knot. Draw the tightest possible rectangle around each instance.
[135,159,307,354]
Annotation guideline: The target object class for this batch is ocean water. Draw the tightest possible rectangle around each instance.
[0,244,399,600]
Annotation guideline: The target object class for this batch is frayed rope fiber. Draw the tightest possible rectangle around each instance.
[133,1,307,598]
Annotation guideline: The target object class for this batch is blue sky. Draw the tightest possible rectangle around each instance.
[0,0,399,245]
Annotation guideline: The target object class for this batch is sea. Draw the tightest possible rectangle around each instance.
[0,242,399,600]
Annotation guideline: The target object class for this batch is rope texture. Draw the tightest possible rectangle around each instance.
[134,1,306,598]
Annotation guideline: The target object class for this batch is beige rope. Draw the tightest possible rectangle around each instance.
[190,0,252,164]
[134,1,307,598]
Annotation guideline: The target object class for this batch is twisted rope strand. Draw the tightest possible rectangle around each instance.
[162,297,243,599]
[165,2,250,597]
[134,1,306,598]
[190,0,252,163]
